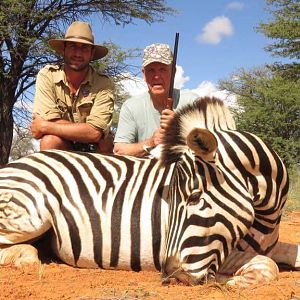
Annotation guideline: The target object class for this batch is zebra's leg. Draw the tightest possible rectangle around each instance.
[271,241,300,269]
[0,192,51,267]
[0,244,39,267]
[216,250,279,288]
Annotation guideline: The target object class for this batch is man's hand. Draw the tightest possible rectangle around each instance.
[160,108,175,131]
[153,97,175,146]
[166,97,173,110]
[152,128,165,146]
[31,114,47,139]
[161,95,174,130]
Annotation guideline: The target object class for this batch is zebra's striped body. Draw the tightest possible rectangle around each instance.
[0,151,172,271]
[0,97,298,287]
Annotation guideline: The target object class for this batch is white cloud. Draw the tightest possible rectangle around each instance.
[174,65,190,89]
[197,16,234,45]
[226,2,245,10]
[119,72,147,97]
[190,80,236,107]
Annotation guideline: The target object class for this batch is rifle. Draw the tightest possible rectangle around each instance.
[166,32,179,110]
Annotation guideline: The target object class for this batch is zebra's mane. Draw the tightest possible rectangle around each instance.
[160,96,236,164]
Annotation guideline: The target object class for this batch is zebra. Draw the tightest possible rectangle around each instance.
[160,98,299,286]
[0,97,298,287]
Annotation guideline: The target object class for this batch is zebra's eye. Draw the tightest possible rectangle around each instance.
[187,192,202,206]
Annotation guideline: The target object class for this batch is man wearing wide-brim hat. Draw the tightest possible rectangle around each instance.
[31,21,114,153]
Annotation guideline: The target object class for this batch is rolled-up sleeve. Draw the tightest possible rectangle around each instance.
[86,76,114,132]
[33,68,62,121]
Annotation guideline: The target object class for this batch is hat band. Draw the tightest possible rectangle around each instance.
[65,35,94,44]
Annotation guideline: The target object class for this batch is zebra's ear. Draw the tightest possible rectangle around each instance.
[186,128,218,159]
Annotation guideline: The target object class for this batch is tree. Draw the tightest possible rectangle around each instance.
[257,0,300,78]
[219,67,300,169]
[94,41,141,127]
[9,126,36,162]
[218,0,300,171]
[0,0,175,165]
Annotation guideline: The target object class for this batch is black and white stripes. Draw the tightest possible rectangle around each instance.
[160,97,290,284]
[0,97,297,287]
[0,151,171,270]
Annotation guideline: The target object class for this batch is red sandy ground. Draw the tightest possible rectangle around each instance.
[1,211,300,300]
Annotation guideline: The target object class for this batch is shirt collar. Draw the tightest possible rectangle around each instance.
[54,65,93,86]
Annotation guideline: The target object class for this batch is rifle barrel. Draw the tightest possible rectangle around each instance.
[168,32,179,99]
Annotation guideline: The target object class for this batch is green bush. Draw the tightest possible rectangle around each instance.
[285,164,300,212]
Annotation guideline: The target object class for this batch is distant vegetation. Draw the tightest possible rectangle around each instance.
[286,165,300,211]
[219,0,300,206]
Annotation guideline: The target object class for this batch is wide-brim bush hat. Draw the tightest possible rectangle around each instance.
[48,21,108,60]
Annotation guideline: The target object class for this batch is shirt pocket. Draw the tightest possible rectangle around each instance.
[56,99,70,120]
[77,99,94,123]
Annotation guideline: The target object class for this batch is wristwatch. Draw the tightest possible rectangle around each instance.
[143,144,155,153]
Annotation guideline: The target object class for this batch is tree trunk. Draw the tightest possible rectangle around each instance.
[0,91,14,166]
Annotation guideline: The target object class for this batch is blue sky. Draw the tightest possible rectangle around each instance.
[91,0,276,98]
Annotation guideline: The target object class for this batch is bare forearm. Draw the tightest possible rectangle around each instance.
[40,121,102,143]
[114,137,155,157]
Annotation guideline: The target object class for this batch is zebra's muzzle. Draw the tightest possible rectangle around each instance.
[161,255,210,286]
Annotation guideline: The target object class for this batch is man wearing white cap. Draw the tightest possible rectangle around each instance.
[31,21,114,153]
[114,43,198,157]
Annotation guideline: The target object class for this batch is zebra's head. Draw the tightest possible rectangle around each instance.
[160,97,255,285]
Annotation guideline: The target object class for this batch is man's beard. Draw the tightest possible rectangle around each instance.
[65,58,90,72]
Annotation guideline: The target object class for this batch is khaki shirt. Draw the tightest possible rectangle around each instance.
[33,64,114,133]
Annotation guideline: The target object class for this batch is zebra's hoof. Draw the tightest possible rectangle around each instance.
[0,244,40,267]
